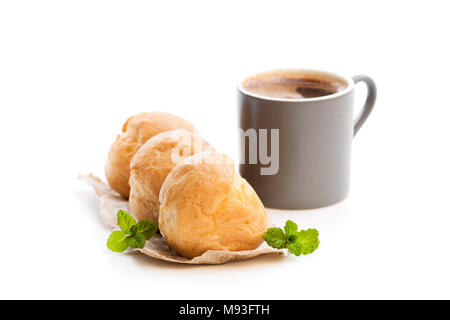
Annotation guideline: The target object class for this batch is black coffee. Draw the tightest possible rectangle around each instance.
[242,72,344,99]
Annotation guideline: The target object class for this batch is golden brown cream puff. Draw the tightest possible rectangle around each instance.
[129,129,213,223]
[105,112,195,198]
[158,151,269,258]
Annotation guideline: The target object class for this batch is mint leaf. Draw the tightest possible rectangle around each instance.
[286,241,303,256]
[107,231,128,252]
[136,220,158,240]
[263,227,286,249]
[296,228,320,255]
[284,220,298,236]
[126,233,146,249]
[117,210,136,234]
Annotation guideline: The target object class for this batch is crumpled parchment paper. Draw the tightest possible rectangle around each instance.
[81,173,287,264]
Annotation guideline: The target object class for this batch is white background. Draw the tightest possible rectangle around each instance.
[1,0,449,299]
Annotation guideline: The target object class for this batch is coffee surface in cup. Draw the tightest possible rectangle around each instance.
[242,71,346,99]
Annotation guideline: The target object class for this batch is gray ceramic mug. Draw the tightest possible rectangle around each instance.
[238,69,376,209]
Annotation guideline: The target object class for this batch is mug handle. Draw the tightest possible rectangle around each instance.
[352,75,377,137]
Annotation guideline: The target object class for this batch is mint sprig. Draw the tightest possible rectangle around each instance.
[107,210,157,252]
[263,220,319,256]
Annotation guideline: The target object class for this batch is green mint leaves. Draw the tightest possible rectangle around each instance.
[107,210,157,252]
[263,220,319,256]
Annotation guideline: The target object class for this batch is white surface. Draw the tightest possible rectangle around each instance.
[1,1,449,299]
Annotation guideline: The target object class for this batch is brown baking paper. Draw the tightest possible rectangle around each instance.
[81,173,287,264]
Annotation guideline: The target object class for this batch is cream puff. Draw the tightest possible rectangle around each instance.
[105,112,195,198]
[129,129,212,223]
[158,151,269,258]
